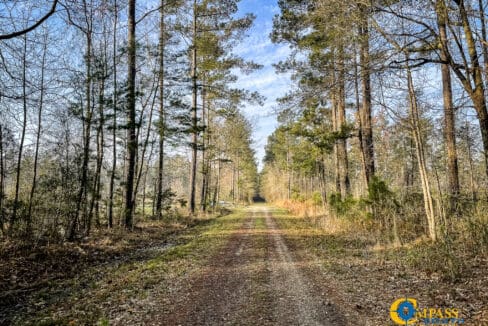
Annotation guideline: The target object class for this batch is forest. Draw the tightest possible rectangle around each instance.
[264,0,488,245]
[0,0,487,325]
[0,0,259,240]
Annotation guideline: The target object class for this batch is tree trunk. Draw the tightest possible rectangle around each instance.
[70,30,93,240]
[125,0,137,229]
[331,92,341,195]
[213,158,221,208]
[358,4,375,188]
[108,0,118,228]
[189,0,198,215]
[27,34,48,234]
[337,49,350,200]
[286,142,292,200]
[11,36,29,235]
[232,163,236,202]
[436,1,460,214]
[203,118,212,209]
[88,69,106,235]
[402,137,415,191]
[317,158,327,208]
[200,87,208,211]
[152,178,157,216]
[0,124,4,233]
[407,63,437,242]
[142,167,148,219]
[236,153,240,202]
[354,44,368,194]
[433,164,447,226]
[156,0,165,218]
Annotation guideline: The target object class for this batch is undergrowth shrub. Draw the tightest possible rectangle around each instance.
[328,193,364,218]
[279,199,323,218]
[402,237,463,282]
[451,201,488,255]
[273,186,488,282]
[275,183,488,256]
[398,201,488,281]
[326,177,403,244]
[367,177,403,245]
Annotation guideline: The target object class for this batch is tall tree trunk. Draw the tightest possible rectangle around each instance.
[358,5,375,188]
[70,29,93,240]
[437,1,460,214]
[142,167,148,219]
[108,0,118,228]
[0,124,4,233]
[152,177,157,216]
[27,34,48,233]
[433,164,447,226]
[125,0,137,229]
[286,142,292,200]
[203,103,212,209]
[213,157,221,208]
[200,87,208,211]
[88,68,106,235]
[232,163,236,202]
[189,0,198,215]
[88,113,100,233]
[156,0,165,218]
[331,92,341,195]
[407,63,436,241]
[236,152,240,202]
[354,44,368,193]
[10,36,29,235]
[402,137,415,191]
[337,49,350,200]
[317,158,327,208]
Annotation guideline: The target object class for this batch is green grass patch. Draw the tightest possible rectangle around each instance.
[254,216,266,230]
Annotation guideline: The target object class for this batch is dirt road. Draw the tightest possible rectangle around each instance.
[7,205,485,325]
[5,205,486,325]
[153,206,353,326]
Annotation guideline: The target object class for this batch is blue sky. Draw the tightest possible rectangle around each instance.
[232,0,292,170]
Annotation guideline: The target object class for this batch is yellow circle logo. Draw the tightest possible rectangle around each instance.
[390,298,418,325]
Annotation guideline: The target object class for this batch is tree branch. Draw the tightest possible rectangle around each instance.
[0,0,58,40]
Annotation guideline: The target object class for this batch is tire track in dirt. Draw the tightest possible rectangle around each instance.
[154,210,261,326]
[148,206,351,325]
[263,207,347,326]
